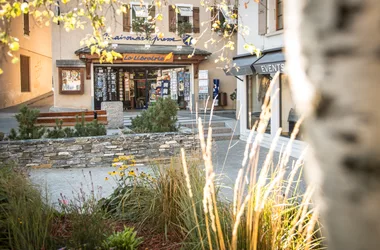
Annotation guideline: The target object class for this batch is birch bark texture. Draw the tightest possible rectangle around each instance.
[284,0,380,249]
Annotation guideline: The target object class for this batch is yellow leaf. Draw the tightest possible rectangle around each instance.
[156,13,163,21]
[12,57,19,64]
[9,42,19,51]
[90,46,96,55]
[34,10,41,18]
[62,0,70,4]
[0,68,3,75]
[21,2,29,13]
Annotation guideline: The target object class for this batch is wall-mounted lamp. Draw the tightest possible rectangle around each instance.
[145,44,151,49]
[176,45,183,50]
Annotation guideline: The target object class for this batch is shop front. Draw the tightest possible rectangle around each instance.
[57,44,211,111]
[230,48,306,157]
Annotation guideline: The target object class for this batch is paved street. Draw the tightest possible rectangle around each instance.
[29,139,304,207]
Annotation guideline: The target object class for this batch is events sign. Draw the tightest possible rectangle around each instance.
[254,63,285,74]
[122,53,174,63]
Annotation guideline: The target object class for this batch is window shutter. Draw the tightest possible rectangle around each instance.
[169,6,176,32]
[20,55,30,92]
[210,6,217,28]
[233,7,238,26]
[193,7,200,33]
[123,5,131,32]
[149,5,155,19]
[23,13,29,35]
[258,0,267,35]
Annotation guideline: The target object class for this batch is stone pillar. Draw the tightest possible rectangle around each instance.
[101,101,123,129]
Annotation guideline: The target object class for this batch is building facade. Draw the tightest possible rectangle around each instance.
[231,0,306,157]
[52,1,237,112]
[0,12,52,109]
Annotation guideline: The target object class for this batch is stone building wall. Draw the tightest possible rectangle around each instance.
[0,133,199,169]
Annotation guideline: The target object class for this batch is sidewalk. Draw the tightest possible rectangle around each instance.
[29,139,303,206]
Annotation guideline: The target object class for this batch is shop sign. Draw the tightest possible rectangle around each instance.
[122,53,174,63]
[104,33,181,44]
[254,63,285,74]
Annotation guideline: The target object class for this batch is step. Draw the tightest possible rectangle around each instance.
[204,133,240,141]
[188,127,233,134]
[180,122,226,128]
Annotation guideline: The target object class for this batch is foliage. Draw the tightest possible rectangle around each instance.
[0,132,4,141]
[177,22,193,37]
[8,106,46,140]
[103,226,143,250]
[74,114,107,137]
[230,88,237,101]
[56,174,113,249]
[132,18,155,38]
[131,98,178,133]
[46,119,76,139]
[0,162,55,249]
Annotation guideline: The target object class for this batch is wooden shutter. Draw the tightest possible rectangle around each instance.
[258,0,267,35]
[149,5,155,19]
[23,13,29,35]
[20,55,30,92]
[123,5,131,32]
[169,6,176,32]
[233,7,238,26]
[193,7,200,33]
[210,6,217,28]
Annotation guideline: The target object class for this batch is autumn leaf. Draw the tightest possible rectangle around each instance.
[9,41,19,51]
[0,68,3,75]
[244,2,248,9]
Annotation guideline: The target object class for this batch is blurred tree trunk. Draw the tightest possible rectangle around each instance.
[285,0,380,249]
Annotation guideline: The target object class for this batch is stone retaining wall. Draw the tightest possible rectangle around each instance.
[0,133,199,169]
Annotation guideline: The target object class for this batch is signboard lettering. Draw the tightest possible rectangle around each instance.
[122,53,174,63]
[104,33,181,44]
[254,63,285,74]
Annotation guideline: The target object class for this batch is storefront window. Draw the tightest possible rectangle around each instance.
[247,74,271,133]
[280,74,302,139]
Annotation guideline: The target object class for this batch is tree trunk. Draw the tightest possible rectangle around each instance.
[284,0,380,249]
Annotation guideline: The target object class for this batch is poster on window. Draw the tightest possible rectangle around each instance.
[59,68,84,95]
[184,72,191,102]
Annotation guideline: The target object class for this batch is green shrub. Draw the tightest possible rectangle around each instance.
[0,163,55,249]
[0,132,4,141]
[46,119,75,139]
[131,98,178,133]
[8,105,45,140]
[103,226,143,250]
[57,183,112,249]
[74,114,107,137]
[45,115,106,139]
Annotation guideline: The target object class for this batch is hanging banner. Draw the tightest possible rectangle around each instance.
[213,79,220,106]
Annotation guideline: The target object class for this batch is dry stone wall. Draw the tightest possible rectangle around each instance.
[0,133,199,169]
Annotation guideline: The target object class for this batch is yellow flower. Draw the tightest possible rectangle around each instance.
[108,171,112,175]
[128,170,136,177]
[111,171,117,176]
[140,172,146,178]
[119,172,125,177]
[118,167,124,171]
[122,164,129,169]
[112,158,119,162]
[105,177,109,181]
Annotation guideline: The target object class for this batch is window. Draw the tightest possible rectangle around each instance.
[123,2,155,33]
[276,0,283,30]
[20,55,30,92]
[211,5,238,33]
[23,1,29,35]
[177,5,193,34]
[168,5,199,34]
[279,74,302,139]
[247,74,271,133]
